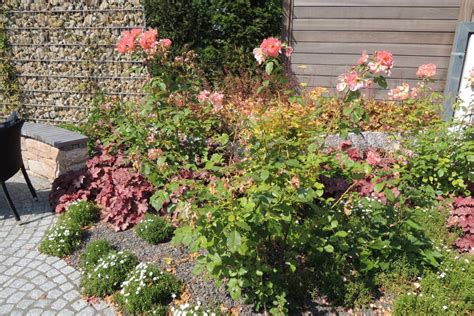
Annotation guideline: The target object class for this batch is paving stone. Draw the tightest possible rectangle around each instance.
[26,308,43,316]
[71,299,88,312]
[0,172,115,315]
[39,281,56,292]
[51,298,68,311]
[6,291,27,304]
[0,303,14,314]
[0,287,16,299]
[16,299,34,310]
[59,282,74,292]
[28,289,44,300]
[48,289,64,300]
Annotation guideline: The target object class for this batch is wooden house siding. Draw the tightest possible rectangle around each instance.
[285,0,464,95]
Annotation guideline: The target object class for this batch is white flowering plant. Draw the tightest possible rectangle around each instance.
[135,213,174,244]
[81,250,139,297]
[170,301,220,316]
[115,262,182,314]
[38,220,83,257]
[61,200,100,228]
[79,239,114,272]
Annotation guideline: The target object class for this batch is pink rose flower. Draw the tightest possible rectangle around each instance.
[116,40,127,54]
[197,90,210,103]
[159,38,172,48]
[366,149,381,166]
[260,37,282,58]
[139,28,158,51]
[117,30,137,54]
[416,63,437,79]
[357,50,368,65]
[209,92,224,112]
[336,71,366,92]
[210,92,224,105]
[388,83,410,100]
[410,86,420,99]
[368,51,393,75]
[285,46,294,58]
[253,48,266,65]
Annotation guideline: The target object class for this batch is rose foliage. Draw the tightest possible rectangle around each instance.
[62,33,474,314]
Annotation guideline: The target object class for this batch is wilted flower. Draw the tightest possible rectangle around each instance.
[357,50,369,65]
[416,63,437,79]
[253,48,266,65]
[388,83,410,100]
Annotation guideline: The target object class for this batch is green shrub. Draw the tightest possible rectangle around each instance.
[79,239,114,272]
[144,0,282,83]
[135,214,174,244]
[61,200,100,227]
[116,262,181,314]
[400,123,474,200]
[38,220,83,257]
[81,251,138,297]
[392,254,474,315]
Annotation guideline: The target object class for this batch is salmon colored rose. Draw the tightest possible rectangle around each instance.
[368,50,393,75]
[139,28,158,51]
[260,37,282,58]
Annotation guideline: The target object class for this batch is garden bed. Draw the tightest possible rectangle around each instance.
[38,30,474,315]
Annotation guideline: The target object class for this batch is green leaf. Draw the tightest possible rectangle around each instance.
[150,190,169,211]
[406,219,423,230]
[266,61,274,75]
[227,230,242,253]
[374,182,385,193]
[228,278,241,300]
[260,169,270,181]
[324,244,334,253]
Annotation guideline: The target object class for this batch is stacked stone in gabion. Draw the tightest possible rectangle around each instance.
[2,0,147,124]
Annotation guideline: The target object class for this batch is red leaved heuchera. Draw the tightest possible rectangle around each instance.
[49,146,154,231]
[448,197,474,253]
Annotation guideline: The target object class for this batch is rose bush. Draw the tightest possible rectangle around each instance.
[63,31,474,314]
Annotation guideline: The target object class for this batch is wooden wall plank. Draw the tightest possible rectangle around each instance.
[293,31,455,45]
[293,19,457,32]
[291,65,449,80]
[294,0,460,7]
[288,1,460,94]
[294,43,452,57]
[296,75,445,90]
[293,7,459,20]
[291,54,450,68]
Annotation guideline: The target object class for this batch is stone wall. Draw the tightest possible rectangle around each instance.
[21,137,88,181]
[1,0,146,124]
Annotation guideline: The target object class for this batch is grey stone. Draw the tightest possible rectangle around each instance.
[16,299,34,310]
[0,304,14,314]
[71,299,88,312]
[6,291,27,304]
[51,298,67,311]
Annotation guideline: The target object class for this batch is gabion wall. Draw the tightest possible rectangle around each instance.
[1,0,147,124]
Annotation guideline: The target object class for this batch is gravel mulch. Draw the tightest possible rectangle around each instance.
[68,223,256,315]
[68,223,393,316]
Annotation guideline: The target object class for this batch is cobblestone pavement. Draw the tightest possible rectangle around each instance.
[0,172,116,315]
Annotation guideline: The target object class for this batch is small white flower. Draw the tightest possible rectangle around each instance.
[443,305,448,310]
